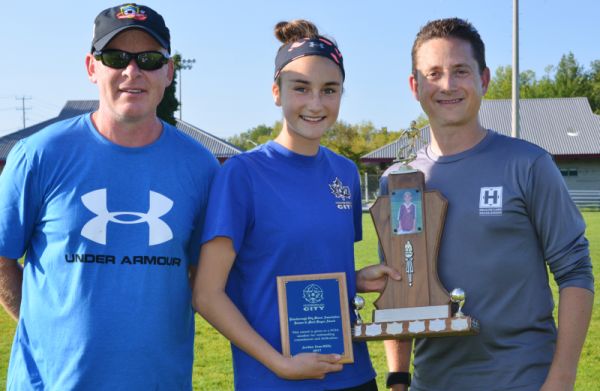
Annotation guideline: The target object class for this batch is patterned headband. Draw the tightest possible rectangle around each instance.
[274,36,345,81]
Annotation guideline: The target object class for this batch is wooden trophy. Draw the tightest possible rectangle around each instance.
[353,169,479,341]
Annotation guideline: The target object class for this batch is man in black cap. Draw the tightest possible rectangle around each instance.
[0,4,218,389]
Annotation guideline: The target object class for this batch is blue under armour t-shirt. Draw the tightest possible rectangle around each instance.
[202,141,376,391]
[0,114,219,390]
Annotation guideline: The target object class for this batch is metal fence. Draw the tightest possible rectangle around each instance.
[360,173,380,211]
[570,190,600,210]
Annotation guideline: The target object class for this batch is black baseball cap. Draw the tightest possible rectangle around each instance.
[91,3,171,53]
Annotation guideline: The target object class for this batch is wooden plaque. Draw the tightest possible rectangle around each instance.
[277,273,353,363]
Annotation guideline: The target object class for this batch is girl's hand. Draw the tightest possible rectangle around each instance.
[274,352,343,380]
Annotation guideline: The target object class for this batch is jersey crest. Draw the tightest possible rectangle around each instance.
[329,177,352,210]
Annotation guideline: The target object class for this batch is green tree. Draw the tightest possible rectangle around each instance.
[553,52,590,98]
[485,66,539,99]
[228,120,403,172]
[156,53,181,125]
[485,52,598,113]
[411,113,429,130]
[321,121,361,161]
[321,121,403,172]
[228,122,281,150]
[589,60,600,114]
[485,65,512,99]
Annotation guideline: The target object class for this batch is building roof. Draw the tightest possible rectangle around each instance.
[175,119,241,159]
[362,97,600,162]
[0,100,241,161]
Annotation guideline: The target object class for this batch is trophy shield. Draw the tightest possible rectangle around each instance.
[353,134,479,341]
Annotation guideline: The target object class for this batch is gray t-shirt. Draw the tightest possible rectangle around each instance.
[380,130,594,391]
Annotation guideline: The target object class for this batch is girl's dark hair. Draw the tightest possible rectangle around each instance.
[274,20,320,44]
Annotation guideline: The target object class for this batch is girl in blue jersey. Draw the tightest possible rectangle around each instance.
[193,20,400,391]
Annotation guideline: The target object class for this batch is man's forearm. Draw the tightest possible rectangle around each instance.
[543,287,594,389]
[0,257,23,321]
[384,339,412,390]
[385,339,412,371]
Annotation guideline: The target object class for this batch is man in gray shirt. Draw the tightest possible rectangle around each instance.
[381,18,594,391]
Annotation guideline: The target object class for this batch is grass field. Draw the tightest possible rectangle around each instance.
[1,212,598,390]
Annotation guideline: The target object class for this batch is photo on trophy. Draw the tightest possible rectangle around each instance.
[390,188,423,235]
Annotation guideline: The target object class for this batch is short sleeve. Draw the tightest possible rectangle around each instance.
[201,157,254,254]
[186,155,220,265]
[0,141,41,259]
[352,166,362,242]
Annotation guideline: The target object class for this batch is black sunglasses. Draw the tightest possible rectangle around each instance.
[93,49,170,71]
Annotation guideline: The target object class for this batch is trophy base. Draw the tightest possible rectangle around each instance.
[352,316,479,341]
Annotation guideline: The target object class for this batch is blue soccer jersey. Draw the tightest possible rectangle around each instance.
[202,141,375,390]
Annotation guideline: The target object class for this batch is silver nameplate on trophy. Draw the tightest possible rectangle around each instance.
[373,305,450,323]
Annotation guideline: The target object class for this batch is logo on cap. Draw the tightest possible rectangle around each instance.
[117,4,148,21]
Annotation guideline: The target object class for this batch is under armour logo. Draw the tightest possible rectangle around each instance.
[81,189,173,246]
[309,42,325,49]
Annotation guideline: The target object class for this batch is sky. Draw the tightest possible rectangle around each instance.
[1,0,598,140]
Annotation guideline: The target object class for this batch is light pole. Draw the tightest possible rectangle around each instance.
[512,0,520,139]
[178,58,196,120]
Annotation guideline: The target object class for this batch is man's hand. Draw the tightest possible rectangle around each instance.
[356,264,401,293]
